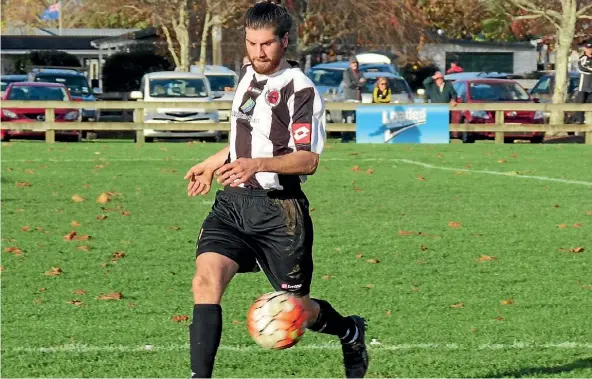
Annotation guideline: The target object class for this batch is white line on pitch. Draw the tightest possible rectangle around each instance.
[9,342,592,354]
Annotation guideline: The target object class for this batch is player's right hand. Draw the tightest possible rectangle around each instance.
[184,163,215,196]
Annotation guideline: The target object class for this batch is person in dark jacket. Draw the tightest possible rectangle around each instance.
[574,41,592,124]
[341,57,366,142]
[422,71,458,105]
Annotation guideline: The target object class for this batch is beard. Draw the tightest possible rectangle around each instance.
[249,54,283,75]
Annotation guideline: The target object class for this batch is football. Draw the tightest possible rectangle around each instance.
[247,291,309,350]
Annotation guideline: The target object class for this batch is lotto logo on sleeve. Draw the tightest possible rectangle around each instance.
[292,123,312,144]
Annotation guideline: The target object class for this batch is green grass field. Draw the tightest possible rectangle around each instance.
[1,141,591,378]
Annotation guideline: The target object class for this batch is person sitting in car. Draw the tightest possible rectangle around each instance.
[372,77,392,103]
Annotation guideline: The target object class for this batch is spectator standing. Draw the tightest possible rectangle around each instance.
[422,71,458,106]
[372,77,391,103]
[341,57,366,142]
[446,61,464,74]
[574,41,592,124]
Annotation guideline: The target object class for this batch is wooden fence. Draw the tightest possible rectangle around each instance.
[1,100,591,144]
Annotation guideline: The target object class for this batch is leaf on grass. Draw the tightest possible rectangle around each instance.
[44,267,63,277]
[165,226,181,231]
[420,244,429,251]
[76,235,91,241]
[171,315,189,322]
[352,181,363,192]
[386,310,392,316]
[0,266,4,272]
[497,159,506,164]
[77,245,92,251]
[33,298,42,304]
[56,209,64,213]
[355,253,364,259]
[416,259,425,264]
[586,210,592,216]
[570,247,585,253]
[96,215,108,221]
[351,165,361,172]
[553,204,560,208]
[476,255,497,262]
[97,292,123,300]
[364,284,374,289]
[321,274,333,280]
[398,230,418,236]
[366,258,380,264]
[350,152,359,156]
[412,286,420,293]
[494,316,505,321]
[39,287,47,292]
[366,168,375,175]
[5,167,13,172]
[16,181,31,188]
[83,184,91,189]
[71,221,81,228]
[472,233,484,237]
[113,251,126,259]
[71,194,86,203]
[64,231,77,241]
[450,302,464,309]
[73,289,86,295]
[121,211,131,216]
[21,226,31,232]
[557,224,567,229]
[501,298,514,305]
[417,175,427,181]
[573,223,582,228]
[335,248,342,252]
[16,208,25,212]
[96,192,111,204]
[310,208,316,212]
[4,247,23,256]
[448,221,462,228]
[24,169,35,174]
[232,320,243,325]
[436,153,443,158]
[68,300,83,307]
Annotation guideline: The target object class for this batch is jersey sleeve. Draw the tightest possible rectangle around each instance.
[289,80,325,154]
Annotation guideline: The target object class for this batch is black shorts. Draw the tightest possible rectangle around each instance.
[196,186,314,296]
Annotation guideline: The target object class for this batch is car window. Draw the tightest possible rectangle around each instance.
[34,75,90,96]
[307,69,344,87]
[149,78,208,98]
[469,82,530,101]
[1,78,25,91]
[531,77,551,95]
[362,78,409,95]
[7,86,68,101]
[206,75,237,92]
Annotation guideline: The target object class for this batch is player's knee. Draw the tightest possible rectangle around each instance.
[192,253,238,304]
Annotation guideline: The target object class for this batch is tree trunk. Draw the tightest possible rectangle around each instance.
[199,11,212,73]
[173,5,190,72]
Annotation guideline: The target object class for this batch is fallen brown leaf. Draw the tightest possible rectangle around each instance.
[68,300,83,307]
[494,317,505,321]
[310,208,316,212]
[16,181,31,188]
[398,230,418,236]
[71,221,81,228]
[166,226,181,231]
[501,298,514,305]
[71,194,86,203]
[39,287,47,292]
[77,245,92,251]
[64,231,77,241]
[417,175,427,181]
[33,298,42,304]
[366,168,375,174]
[586,210,592,216]
[335,248,341,252]
[557,224,567,229]
[366,258,380,264]
[73,289,86,295]
[570,247,585,253]
[553,204,560,208]
[465,164,472,169]
[321,274,333,280]
[420,244,429,251]
[16,208,25,212]
[56,209,64,213]
[121,211,131,216]
[364,284,374,289]
[97,292,123,300]
[511,153,519,158]
[83,184,91,189]
[4,247,23,256]
[355,253,364,259]
[0,266,4,272]
[21,226,31,232]
[450,302,465,309]
[497,159,506,164]
[350,152,359,156]
[386,310,392,316]
[436,153,443,158]
[416,259,425,264]
[448,221,462,228]
[352,165,361,172]
[412,286,420,292]
[573,223,582,228]
[5,167,13,172]
[112,251,126,260]
[44,267,63,277]
[171,315,189,322]
[96,192,111,204]
[24,169,35,174]
[476,255,497,262]
[232,320,243,325]
[75,235,91,241]
[96,215,108,221]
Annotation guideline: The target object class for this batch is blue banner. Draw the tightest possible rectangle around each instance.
[355,104,450,144]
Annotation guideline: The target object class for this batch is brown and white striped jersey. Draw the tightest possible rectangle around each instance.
[228,61,325,190]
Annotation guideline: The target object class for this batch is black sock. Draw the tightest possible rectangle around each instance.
[189,304,222,378]
[308,299,359,343]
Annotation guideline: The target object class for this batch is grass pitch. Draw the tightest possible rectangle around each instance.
[1,141,591,378]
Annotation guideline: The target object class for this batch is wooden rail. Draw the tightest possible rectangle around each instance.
[1,101,591,144]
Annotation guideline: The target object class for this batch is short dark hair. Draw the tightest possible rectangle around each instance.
[245,0,293,40]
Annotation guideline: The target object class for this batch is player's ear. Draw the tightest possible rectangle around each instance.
[281,33,289,49]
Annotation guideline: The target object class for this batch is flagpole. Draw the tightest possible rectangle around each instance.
[58,0,63,35]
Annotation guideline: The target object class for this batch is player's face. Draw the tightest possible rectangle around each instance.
[245,27,288,75]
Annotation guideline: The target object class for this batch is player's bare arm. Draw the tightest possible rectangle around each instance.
[216,151,319,187]
[184,145,230,196]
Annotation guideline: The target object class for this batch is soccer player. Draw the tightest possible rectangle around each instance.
[183,1,369,378]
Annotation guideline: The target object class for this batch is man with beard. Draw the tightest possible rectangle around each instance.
[183,1,369,378]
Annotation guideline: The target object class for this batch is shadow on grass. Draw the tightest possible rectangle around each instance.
[486,357,592,378]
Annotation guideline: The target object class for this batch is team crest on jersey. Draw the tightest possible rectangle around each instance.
[265,89,281,107]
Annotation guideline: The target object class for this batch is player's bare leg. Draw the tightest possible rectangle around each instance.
[190,253,239,378]
[300,296,369,378]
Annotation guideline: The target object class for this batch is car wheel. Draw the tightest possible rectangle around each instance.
[530,135,545,144]
[1,133,10,142]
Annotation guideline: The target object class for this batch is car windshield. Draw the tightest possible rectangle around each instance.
[1,78,25,91]
[149,78,208,98]
[206,75,237,92]
[362,77,409,95]
[307,69,344,87]
[469,82,529,101]
[34,75,90,96]
[7,86,68,101]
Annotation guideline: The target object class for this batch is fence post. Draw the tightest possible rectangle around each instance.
[45,108,55,144]
[585,111,592,145]
[134,108,145,144]
[495,110,504,144]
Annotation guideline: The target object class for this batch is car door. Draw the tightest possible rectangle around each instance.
[450,82,466,123]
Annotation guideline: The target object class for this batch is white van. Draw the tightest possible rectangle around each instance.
[130,71,221,142]
[190,65,238,121]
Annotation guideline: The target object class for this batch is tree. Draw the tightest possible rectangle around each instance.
[102,51,172,92]
[419,0,491,40]
[489,0,591,125]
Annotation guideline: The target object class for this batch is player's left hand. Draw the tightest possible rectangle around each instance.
[216,158,259,187]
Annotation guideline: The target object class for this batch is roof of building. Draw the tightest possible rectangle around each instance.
[4,26,138,37]
[1,35,98,51]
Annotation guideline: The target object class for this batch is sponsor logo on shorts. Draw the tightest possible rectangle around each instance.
[280,283,302,290]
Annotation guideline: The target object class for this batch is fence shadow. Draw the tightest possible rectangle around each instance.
[485,357,592,378]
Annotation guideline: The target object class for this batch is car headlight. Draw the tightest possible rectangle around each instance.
[470,110,490,119]
[534,111,545,119]
[2,109,18,119]
[64,111,79,120]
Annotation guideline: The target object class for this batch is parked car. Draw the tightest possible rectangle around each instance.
[1,74,27,97]
[190,65,238,122]
[324,72,414,123]
[1,82,81,142]
[129,71,221,142]
[28,67,101,121]
[450,79,545,143]
[529,71,580,124]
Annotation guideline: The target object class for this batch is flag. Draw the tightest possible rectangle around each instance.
[40,2,60,20]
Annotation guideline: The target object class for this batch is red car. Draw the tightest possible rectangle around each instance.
[450,79,545,143]
[1,82,81,142]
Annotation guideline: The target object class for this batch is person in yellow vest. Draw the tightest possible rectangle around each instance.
[372,77,391,103]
